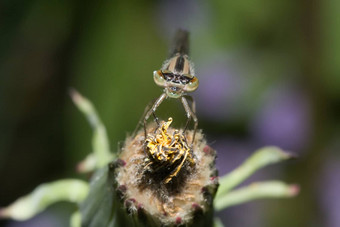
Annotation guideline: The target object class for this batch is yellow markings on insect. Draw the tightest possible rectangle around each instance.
[145,118,195,183]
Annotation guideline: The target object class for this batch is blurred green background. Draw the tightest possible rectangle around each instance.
[0,0,339,226]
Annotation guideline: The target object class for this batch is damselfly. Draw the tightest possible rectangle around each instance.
[142,29,199,145]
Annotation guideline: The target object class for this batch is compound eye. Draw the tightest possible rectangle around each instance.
[153,70,166,87]
[185,76,199,92]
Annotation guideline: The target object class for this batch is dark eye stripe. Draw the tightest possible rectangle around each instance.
[180,76,190,84]
[162,72,174,82]
[162,72,173,77]
[161,71,197,85]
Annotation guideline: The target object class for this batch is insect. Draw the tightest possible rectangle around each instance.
[144,117,195,184]
[143,29,199,145]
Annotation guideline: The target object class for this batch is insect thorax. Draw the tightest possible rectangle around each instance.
[162,54,195,76]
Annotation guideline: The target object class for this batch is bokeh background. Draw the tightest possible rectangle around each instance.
[1,0,339,226]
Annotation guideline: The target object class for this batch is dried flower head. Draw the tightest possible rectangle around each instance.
[144,117,195,184]
[111,119,219,226]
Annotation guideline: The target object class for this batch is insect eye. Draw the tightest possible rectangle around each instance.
[185,76,199,92]
[153,70,166,87]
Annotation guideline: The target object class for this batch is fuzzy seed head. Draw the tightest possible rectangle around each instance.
[113,121,218,226]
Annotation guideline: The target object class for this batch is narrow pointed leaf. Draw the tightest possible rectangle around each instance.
[214,217,225,227]
[215,181,299,211]
[217,146,293,197]
[70,89,114,169]
[0,179,89,221]
[70,211,81,227]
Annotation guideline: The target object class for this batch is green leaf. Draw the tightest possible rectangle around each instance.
[0,179,89,221]
[216,146,293,197]
[70,89,114,170]
[213,217,225,227]
[70,211,81,227]
[215,181,299,211]
[80,166,115,227]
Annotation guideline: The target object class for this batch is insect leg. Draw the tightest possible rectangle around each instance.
[181,96,198,145]
[144,93,167,140]
[133,99,156,137]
